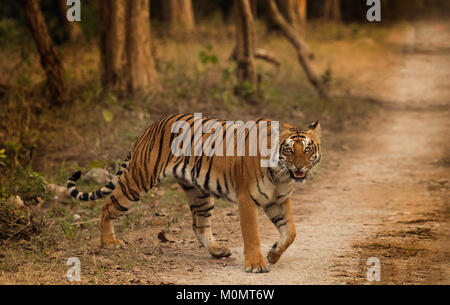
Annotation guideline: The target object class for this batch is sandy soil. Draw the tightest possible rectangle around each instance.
[148,21,449,284]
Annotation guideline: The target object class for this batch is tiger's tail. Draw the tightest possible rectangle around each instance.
[66,154,130,201]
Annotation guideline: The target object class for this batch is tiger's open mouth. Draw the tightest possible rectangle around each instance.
[289,169,307,181]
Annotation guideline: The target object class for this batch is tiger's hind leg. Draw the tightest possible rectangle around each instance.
[100,190,134,249]
[178,181,231,258]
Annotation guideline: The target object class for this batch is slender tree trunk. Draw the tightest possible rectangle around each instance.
[298,0,307,35]
[24,0,68,106]
[250,0,257,17]
[278,0,307,37]
[323,0,341,21]
[125,0,158,93]
[333,0,341,21]
[235,0,257,95]
[265,0,329,99]
[57,0,83,43]
[99,0,126,92]
[163,0,195,33]
[323,0,331,19]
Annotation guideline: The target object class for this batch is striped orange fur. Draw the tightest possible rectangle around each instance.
[67,113,321,273]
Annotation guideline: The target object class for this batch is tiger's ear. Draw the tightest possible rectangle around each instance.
[308,120,321,136]
[280,123,294,133]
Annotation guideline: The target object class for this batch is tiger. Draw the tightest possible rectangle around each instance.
[66,113,321,273]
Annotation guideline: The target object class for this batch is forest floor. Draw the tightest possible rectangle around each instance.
[0,20,448,284]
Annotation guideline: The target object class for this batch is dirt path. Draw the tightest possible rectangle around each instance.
[155,21,449,284]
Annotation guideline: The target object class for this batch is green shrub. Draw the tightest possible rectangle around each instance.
[0,166,47,201]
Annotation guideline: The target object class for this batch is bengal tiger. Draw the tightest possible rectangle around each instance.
[66,113,321,273]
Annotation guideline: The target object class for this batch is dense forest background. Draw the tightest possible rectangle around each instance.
[1,0,448,172]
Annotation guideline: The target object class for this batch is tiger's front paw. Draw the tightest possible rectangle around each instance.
[245,253,269,273]
[101,238,126,249]
[267,248,281,265]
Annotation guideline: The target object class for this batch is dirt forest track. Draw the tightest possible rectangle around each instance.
[151,21,450,284]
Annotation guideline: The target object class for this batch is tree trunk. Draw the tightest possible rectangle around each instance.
[99,0,126,92]
[265,0,329,99]
[278,0,307,37]
[333,0,341,21]
[125,0,158,93]
[24,0,68,106]
[57,0,83,43]
[250,0,257,17]
[298,0,307,34]
[163,0,195,33]
[235,0,257,95]
[323,0,341,21]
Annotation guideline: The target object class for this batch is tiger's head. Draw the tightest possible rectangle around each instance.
[277,121,321,182]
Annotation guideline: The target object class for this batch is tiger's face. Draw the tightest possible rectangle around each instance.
[278,121,321,182]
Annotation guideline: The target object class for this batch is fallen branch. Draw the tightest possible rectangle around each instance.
[255,48,281,66]
[230,47,281,66]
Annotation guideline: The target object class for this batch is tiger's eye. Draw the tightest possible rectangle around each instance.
[305,146,312,152]
[284,146,293,154]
